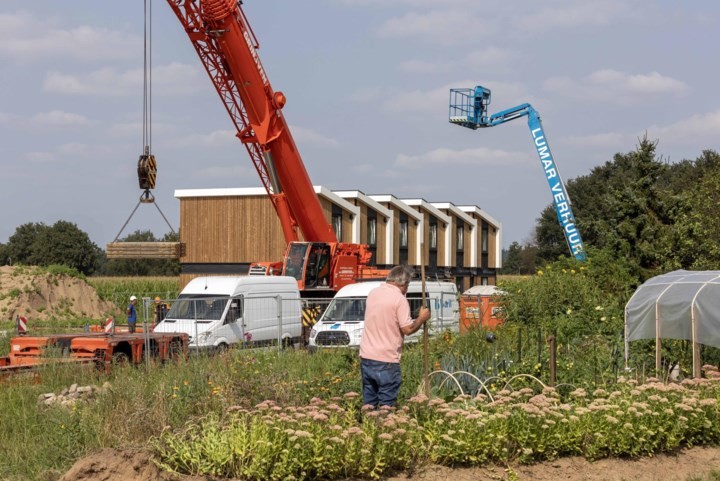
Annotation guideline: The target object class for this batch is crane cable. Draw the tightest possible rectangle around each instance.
[142,0,152,159]
[112,0,175,242]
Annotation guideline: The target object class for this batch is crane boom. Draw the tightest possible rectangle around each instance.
[449,86,587,262]
[166,0,336,244]
[167,0,382,293]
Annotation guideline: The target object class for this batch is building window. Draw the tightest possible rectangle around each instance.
[332,204,343,240]
[456,223,464,251]
[367,209,377,246]
[399,221,408,248]
[429,216,437,249]
[482,222,489,253]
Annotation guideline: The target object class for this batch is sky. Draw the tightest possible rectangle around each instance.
[1,0,719,253]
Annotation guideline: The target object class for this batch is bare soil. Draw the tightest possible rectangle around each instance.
[59,446,720,481]
[0,266,115,323]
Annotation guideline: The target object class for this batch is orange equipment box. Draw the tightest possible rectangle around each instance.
[459,286,504,333]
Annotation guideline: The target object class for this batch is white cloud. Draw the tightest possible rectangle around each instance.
[195,164,254,180]
[544,69,689,103]
[385,80,531,116]
[25,151,56,163]
[398,59,442,74]
[399,47,516,74]
[563,132,627,148]
[31,110,90,126]
[290,125,341,148]
[336,0,477,6]
[376,11,492,44]
[349,164,375,174]
[464,47,517,70]
[648,110,720,144]
[396,147,531,167]
[513,1,633,32]
[175,130,237,148]
[0,12,140,62]
[43,62,203,97]
[56,143,91,157]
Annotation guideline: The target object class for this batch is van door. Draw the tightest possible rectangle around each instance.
[208,296,243,347]
[243,291,302,345]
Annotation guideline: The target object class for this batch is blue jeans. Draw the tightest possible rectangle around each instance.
[360,358,402,408]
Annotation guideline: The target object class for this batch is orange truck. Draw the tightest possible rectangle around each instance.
[0,331,188,378]
[459,286,505,333]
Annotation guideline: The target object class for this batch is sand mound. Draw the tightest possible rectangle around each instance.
[58,448,190,481]
[0,265,116,322]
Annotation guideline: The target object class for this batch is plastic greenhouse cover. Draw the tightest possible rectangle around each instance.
[625,270,720,348]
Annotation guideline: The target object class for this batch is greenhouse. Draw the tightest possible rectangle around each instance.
[625,270,720,377]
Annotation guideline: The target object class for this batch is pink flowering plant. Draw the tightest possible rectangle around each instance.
[154,375,720,480]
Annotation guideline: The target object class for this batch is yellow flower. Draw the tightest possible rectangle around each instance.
[537,270,544,276]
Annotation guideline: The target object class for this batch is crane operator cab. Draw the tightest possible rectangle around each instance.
[283,242,331,290]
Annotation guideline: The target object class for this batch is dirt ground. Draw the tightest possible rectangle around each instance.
[59,446,720,481]
[0,265,115,323]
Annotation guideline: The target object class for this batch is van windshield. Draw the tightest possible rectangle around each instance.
[166,294,228,322]
[320,297,366,322]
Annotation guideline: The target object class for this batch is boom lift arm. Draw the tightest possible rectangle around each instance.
[449,86,587,262]
[166,0,378,291]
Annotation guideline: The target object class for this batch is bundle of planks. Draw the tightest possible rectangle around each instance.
[106,242,184,259]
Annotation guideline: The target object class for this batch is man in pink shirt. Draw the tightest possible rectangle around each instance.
[359,265,431,407]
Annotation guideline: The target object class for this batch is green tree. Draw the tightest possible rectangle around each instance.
[501,241,537,275]
[534,138,679,278]
[666,150,720,269]
[4,221,102,274]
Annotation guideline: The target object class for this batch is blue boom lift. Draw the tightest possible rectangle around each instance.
[449,86,587,262]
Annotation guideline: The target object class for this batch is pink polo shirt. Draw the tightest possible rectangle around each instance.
[359,282,413,363]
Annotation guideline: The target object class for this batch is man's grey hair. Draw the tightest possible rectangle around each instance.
[386,265,414,285]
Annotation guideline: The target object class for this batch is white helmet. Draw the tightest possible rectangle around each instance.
[130,295,137,301]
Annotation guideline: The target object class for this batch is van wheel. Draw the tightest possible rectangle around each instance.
[216,343,229,354]
[281,337,295,350]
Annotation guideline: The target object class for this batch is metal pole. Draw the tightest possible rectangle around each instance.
[421,242,429,398]
[276,295,283,350]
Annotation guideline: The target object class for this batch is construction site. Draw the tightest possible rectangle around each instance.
[3,1,719,481]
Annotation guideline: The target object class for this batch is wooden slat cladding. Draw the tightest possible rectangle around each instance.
[179,196,288,264]
[106,242,183,259]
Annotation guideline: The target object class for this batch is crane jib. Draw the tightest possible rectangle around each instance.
[528,120,587,261]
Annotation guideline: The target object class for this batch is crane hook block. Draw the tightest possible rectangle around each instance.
[137,153,157,190]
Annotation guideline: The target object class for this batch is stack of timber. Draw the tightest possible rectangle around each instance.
[106,242,184,259]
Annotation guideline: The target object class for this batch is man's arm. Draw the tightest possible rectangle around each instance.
[400,306,431,336]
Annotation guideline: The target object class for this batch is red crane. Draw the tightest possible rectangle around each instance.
[166,0,384,293]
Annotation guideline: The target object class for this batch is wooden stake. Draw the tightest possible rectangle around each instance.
[421,242,429,398]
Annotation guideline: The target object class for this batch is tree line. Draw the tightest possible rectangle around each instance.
[0,225,179,276]
[503,138,720,280]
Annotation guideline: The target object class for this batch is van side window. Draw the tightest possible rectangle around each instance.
[225,298,243,325]
[406,294,429,319]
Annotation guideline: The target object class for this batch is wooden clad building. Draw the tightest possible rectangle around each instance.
[334,191,393,267]
[174,187,502,288]
[175,187,359,286]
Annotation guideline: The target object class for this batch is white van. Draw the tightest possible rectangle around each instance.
[153,276,302,350]
[308,280,459,350]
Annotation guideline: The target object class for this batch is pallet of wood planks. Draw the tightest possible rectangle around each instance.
[106,242,184,259]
